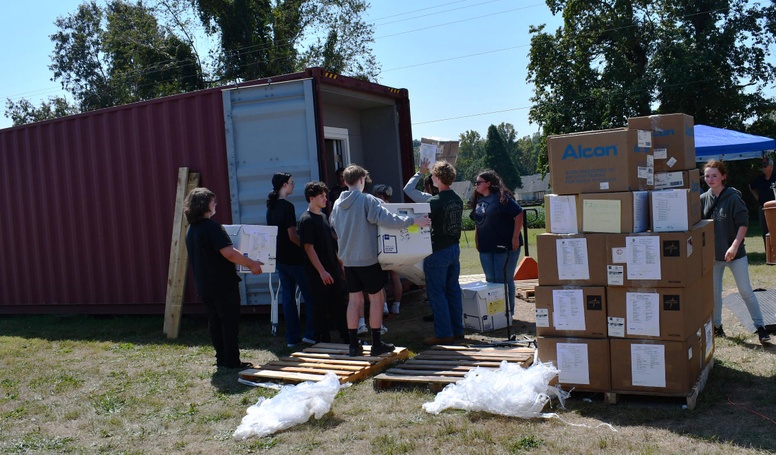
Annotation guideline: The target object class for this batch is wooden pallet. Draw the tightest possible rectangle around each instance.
[373,345,535,392]
[238,343,409,385]
[604,358,714,410]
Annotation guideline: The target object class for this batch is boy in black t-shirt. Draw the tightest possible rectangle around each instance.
[297,182,349,343]
[184,188,263,369]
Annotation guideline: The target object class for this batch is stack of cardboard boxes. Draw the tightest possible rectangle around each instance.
[536,114,716,396]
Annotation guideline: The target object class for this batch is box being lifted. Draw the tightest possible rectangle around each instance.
[223,225,278,273]
[377,203,432,269]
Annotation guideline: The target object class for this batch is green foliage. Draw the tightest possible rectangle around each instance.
[6,0,205,126]
[454,124,538,186]
[528,0,776,173]
[190,0,378,82]
[484,124,522,191]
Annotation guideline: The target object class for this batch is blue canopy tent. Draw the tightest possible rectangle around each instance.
[694,124,776,162]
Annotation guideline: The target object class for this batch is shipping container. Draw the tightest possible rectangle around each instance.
[0,68,415,315]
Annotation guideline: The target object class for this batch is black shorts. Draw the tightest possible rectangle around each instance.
[344,263,385,294]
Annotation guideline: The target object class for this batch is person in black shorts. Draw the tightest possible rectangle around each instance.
[330,165,431,356]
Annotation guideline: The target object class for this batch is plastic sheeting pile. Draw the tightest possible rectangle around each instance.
[233,372,343,440]
[422,360,570,418]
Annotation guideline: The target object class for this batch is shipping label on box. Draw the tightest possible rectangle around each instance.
[461,281,508,332]
[628,113,695,172]
[377,203,432,269]
[580,191,649,233]
[650,187,701,232]
[223,225,278,273]
[537,233,607,286]
[544,194,580,234]
[654,168,700,190]
[535,286,607,338]
[548,128,653,194]
[537,337,611,392]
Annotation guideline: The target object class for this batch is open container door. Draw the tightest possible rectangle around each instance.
[222,79,320,311]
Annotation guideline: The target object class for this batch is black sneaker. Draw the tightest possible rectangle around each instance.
[756,326,771,344]
[714,326,726,337]
[348,342,364,357]
[422,314,435,322]
[370,342,395,356]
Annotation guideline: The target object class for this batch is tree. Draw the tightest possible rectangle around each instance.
[527,0,776,173]
[5,0,204,126]
[4,97,79,125]
[454,130,485,184]
[189,0,379,82]
[483,124,522,192]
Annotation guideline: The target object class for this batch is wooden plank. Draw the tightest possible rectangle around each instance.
[239,344,408,385]
[164,169,199,338]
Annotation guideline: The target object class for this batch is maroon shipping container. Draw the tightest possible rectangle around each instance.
[0,68,415,315]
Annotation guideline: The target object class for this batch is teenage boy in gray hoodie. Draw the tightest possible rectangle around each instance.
[331,164,431,356]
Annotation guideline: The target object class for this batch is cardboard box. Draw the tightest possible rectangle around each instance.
[377,203,432,269]
[604,226,705,287]
[535,286,607,338]
[537,233,608,286]
[628,113,695,172]
[395,261,425,286]
[461,281,508,332]
[654,168,700,190]
[537,337,611,392]
[580,191,649,233]
[695,220,715,277]
[223,225,278,273]
[650,188,701,232]
[610,334,703,394]
[544,194,581,234]
[547,128,653,195]
[606,276,712,341]
[767,233,776,265]
[420,137,460,166]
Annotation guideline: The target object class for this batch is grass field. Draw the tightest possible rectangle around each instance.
[0,229,774,454]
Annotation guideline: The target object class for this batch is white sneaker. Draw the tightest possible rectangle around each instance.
[302,338,316,345]
[383,302,389,315]
[357,324,368,335]
[380,324,388,335]
[391,302,400,314]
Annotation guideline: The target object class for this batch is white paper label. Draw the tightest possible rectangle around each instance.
[535,308,549,327]
[556,238,590,281]
[607,265,624,286]
[608,316,625,337]
[552,289,586,331]
[626,236,661,280]
[637,130,652,148]
[600,181,610,190]
[626,292,660,337]
[548,195,579,234]
[654,148,668,160]
[666,157,677,168]
[631,344,666,388]
[557,343,590,385]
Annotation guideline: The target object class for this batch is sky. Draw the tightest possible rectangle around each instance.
[0,1,561,139]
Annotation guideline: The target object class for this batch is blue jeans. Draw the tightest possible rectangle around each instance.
[423,244,464,338]
[277,263,315,344]
[713,257,764,328]
[479,250,520,314]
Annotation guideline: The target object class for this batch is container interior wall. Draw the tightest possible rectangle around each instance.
[359,106,403,202]
[0,91,230,312]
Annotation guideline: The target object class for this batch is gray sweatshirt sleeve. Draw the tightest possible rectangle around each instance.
[365,194,413,228]
[403,173,431,203]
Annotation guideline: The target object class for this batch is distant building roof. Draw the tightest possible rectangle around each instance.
[515,173,550,194]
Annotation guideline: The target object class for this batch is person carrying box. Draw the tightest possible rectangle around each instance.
[331,165,431,357]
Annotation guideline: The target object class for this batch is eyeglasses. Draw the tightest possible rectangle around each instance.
[474,180,487,185]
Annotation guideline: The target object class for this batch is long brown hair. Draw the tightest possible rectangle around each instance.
[469,169,512,209]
